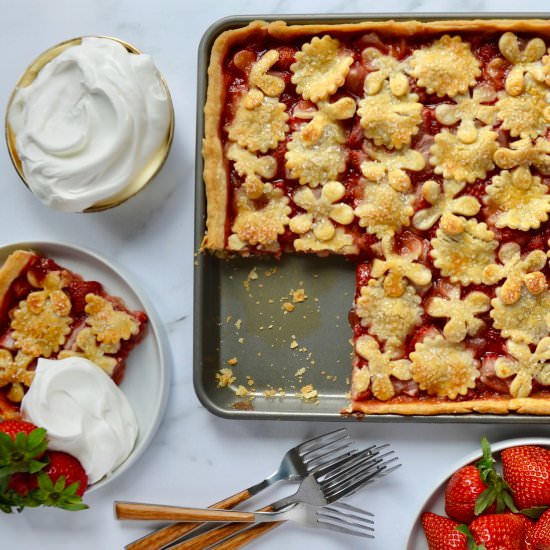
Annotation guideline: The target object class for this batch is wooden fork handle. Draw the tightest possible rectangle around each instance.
[124,489,252,550]
[168,506,275,550]
[208,523,283,550]
[115,501,255,523]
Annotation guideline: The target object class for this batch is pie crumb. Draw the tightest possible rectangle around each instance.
[235,385,249,396]
[227,357,238,366]
[283,302,295,312]
[216,368,236,388]
[299,384,318,400]
[292,288,307,303]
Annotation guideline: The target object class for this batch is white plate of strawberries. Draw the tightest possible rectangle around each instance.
[407,437,550,549]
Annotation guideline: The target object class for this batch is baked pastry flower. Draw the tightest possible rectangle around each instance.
[496,80,550,139]
[482,243,547,305]
[483,166,550,230]
[494,137,550,175]
[498,32,547,96]
[429,127,498,183]
[361,47,410,97]
[495,338,550,398]
[355,278,422,349]
[249,49,286,97]
[434,86,497,144]
[291,35,353,102]
[290,181,356,254]
[228,187,291,251]
[285,98,356,187]
[228,89,288,153]
[0,350,34,403]
[354,181,414,238]
[491,283,550,345]
[371,235,432,297]
[410,334,480,399]
[408,35,480,97]
[426,285,490,342]
[353,335,412,401]
[360,145,425,191]
[430,213,497,285]
[413,179,480,231]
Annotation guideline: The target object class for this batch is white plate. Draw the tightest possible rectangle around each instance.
[0,241,170,492]
[406,437,550,549]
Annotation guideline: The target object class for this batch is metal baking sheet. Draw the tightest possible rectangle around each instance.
[193,13,550,422]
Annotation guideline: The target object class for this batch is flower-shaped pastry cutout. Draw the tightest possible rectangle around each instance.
[290,181,356,253]
[496,80,550,139]
[362,47,410,97]
[358,84,422,149]
[494,138,550,175]
[228,89,289,153]
[429,127,498,183]
[353,335,412,401]
[291,35,353,102]
[285,98,356,187]
[494,338,550,398]
[434,86,497,144]
[354,181,414,238]
[371,235,432,297]
[413,179,480,231]
[10,271,72,358]
[59,327,118,376]
[249,49,286,97]
[483,166,550,231]
[408,35,481,98]
[498,32,547,96]
[360,146,425,192]
[410,334,480,399]
[227,143,277,199]
[355,278,422,349]
[483,242,547,305]
[0,350,34,403]
[427,285,490,342]
[228,187,291,251]
[84,294,140,345]
[430,213,498,285]
[491,283,550,344]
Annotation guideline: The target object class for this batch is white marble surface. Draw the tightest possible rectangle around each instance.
[2,1,550,548]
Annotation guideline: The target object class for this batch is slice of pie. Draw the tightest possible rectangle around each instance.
[202,18,550,416]
[0,249,147,419]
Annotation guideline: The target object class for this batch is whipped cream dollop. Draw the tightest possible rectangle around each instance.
[21,357,138,484]
[8,36,171,212]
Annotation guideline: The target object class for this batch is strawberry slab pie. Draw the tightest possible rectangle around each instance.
[202,18,550,416]
[0,248,147,420]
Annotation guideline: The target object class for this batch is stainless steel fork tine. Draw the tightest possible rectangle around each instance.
[316,505,375,539]
[319,505,375,528]
[297,428,350,454]
[300,437,355,468]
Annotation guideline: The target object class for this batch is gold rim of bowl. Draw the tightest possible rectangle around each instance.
[4,35,175,212]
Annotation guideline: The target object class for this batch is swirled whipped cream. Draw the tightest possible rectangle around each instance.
[21,357,138,484]
[8,37,171,212]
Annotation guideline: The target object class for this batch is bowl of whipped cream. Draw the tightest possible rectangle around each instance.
[5,36,174,212]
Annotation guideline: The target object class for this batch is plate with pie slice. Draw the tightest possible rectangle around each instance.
[405,436,550,549]
[0,241,170,490]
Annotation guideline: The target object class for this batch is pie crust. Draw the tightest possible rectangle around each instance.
[203,18,550,416]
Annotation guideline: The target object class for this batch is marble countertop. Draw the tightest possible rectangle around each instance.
[2,1,550,548]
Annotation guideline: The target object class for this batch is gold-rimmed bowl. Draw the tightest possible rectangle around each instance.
[5,36,175,212]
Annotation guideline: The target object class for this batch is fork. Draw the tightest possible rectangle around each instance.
[123,429,354,550]
[118,444,399,550]
[163,446,400,550]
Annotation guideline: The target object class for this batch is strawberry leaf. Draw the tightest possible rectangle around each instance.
[520,505,549,519]
[456,524,485,550]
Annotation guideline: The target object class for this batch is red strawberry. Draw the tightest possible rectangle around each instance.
[421,512,467,550]
[527,508,550,550]
[501,446,550,509]
[42,451,88,497]
[0,419,40,440]
[445,437,516,524]
[469,513,526,550]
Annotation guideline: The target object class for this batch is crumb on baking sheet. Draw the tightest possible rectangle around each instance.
[264,387,277,397]
[227,357,238,366]
[299,384,318,401]
[282,302,295,312]
[295,367,306,377]
[290,339,299,349]
[235,385,250,397]
[216,368,236,388]
[292,288,307,303]
[235,319,242,330]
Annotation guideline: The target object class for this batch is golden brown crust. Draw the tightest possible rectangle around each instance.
[0,250,34,305]
[346,395,550,416]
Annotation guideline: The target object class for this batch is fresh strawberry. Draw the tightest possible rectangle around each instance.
[501,445,550,509]
[42,451,88,497]
[527,508,550,550]
[468,513,526,550]
[0,420,48,478]
[421,512,468,550]
[0,420,40,440]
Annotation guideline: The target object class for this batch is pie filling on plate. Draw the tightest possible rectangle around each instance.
[202,19,550,415]
[0,250,147,419]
